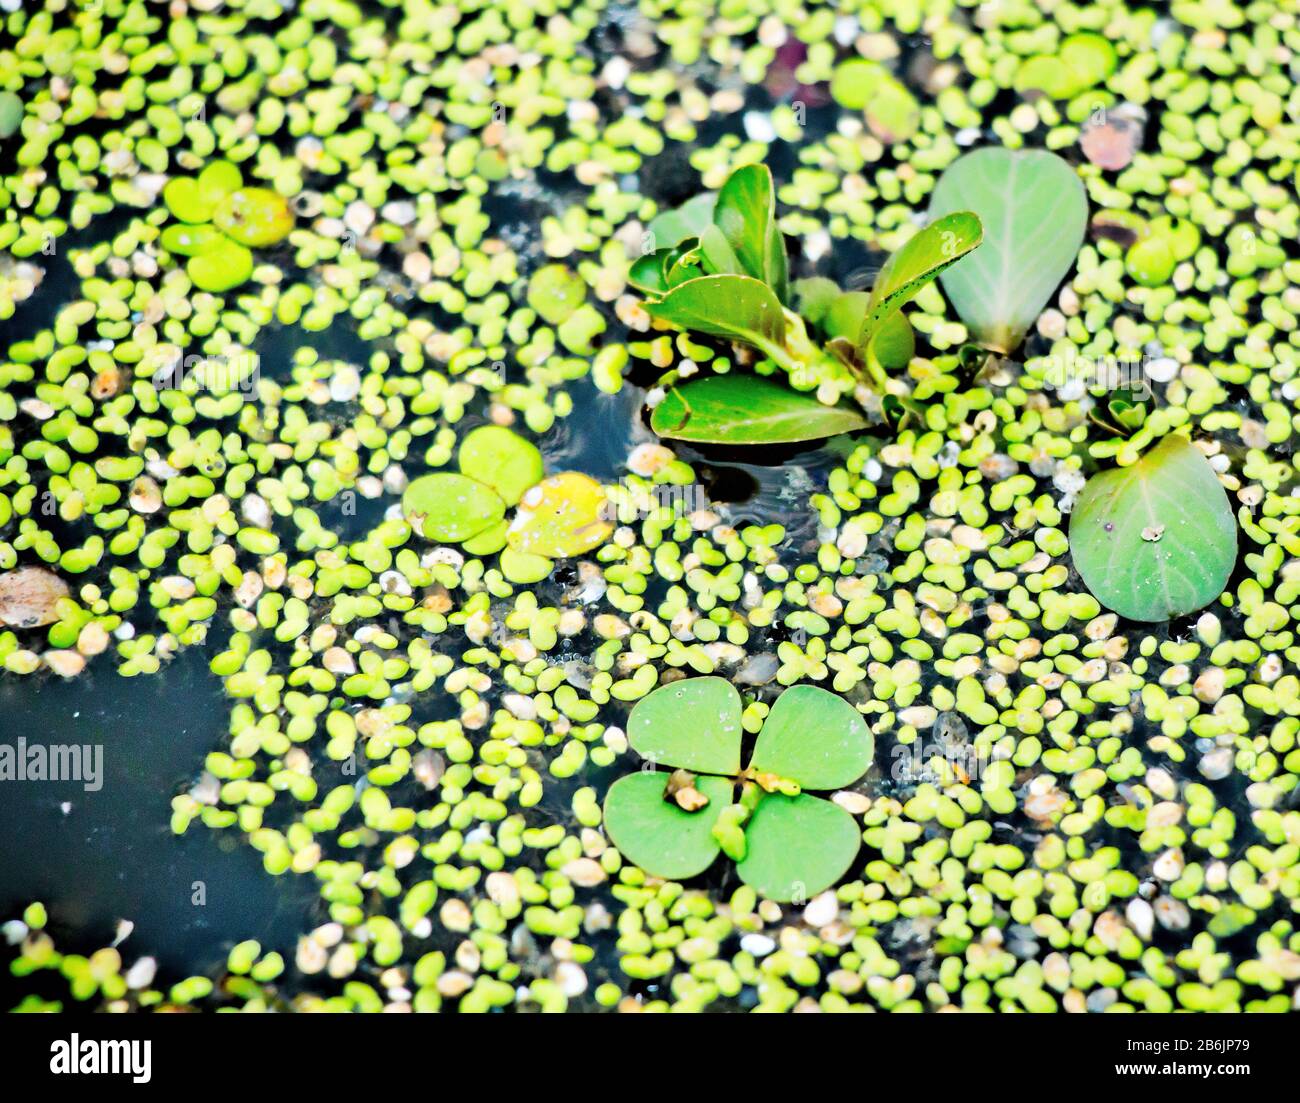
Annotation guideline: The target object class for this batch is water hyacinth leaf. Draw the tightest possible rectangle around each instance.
[1069,434,1237,622]
[650,375,869,445]
[213,187,294,247]
[186,238,254,293]
[666,246,707,287]
[627,249,674,295]
[736,793,861,901]
[403,472,506,543]
[645,274,787,359]
[628,676,743,775]
[603,773,733,880]
[646,191,716,251]
[712,164,788,302]
[858,211,982,350]
[793,277,841,327]
[527,264,587,325]
[929,148,1087,353]
[750,684,874,790]
[697,223,744,276]
[456,426,544,507]
[869,309,915,372]
[506,471,612,558]
[823,291,867,341]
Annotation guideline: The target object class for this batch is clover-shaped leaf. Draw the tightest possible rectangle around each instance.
[602,772,734,880]
[627,675,743,776]
[605,678,873,901]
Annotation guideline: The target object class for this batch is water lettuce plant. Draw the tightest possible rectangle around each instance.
[402,425,610,583]
[1069,433,1237,622]
[929,148,1089,354]
[161,161,293,293]
[603,677,873,901]
[631,163,982,445]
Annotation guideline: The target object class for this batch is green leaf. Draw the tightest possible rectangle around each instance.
[666,246,708,287]
[627,249,674,295]
[0,92,23,139]
[185,238,254,293]
[712,164,788,302]
[646,192,716,251]
[929,148,1087,354]
[627,676,743,775]
[527,264,587,325]
[603,773,733,881]
[163,177,216,224]
[858,211,982,350]
[829,59,919,142]
[650,375,869,446]
[792,277,841,326]
[456,426,544,507]
[644,274,787,359]
[750,684,874,790]
[1069,434,1237,622]
[213,187,294,248]
[160,223,228,257]
[869,310,915,372]
[403,472,506,543]
[498,547,554,584]
[506,471,612,558]
[196,160,243,206]
[736,793,861,901]
[697,223,744,276]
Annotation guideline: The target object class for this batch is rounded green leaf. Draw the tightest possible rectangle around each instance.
[457,425,544,507]
[163,177,215,224]
[0,92,23,139]
[750,685,873,790]
[197,160,243,205]
[160,223,227,257]
[506,472,611,558]
[186,238,254,293]
[603,772,733,880]
[644,274,787,359]
[403,472,506,543]
[650,375,868,446]
[527,264,587,325]
[627,676,743,775]
[461,518,508,555]
[1069,434,1237,622]
[499,547,554,584]
[736,793,861,901]
[929,148,1087,354]
[213,187,294,247]
[646,192,716,251]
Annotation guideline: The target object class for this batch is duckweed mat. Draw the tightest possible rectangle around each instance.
[2,0,1300,1015]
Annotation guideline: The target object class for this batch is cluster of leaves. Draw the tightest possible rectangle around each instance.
[161,161,294,292]
[629,164,981,444]
[603,678,874,901]
[401,426,611,584]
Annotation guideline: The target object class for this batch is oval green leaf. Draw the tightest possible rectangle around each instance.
[213,187,294,248]
[1069,434,1237,623]
[712,164,788,303]
[929,148,1087,354]
[457,425,544,507]
[506,471,611,558]
[628,676,743,775]
[750,685,873,791]
[186,238,254,293]
[646,192,716,251]
[644,274,787,361]
[650,375,868,446]
[736,793,861,901]
[858,211,982,350]
[403,472,506,543]
[603,772,733,881]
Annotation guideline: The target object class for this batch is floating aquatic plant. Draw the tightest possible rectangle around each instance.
[402,426,611,583]
[632,163,982,445]
[603,677,873,900]
[929,148,1089,354]
[1069,433,1238,622]
[161,161,293,293]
